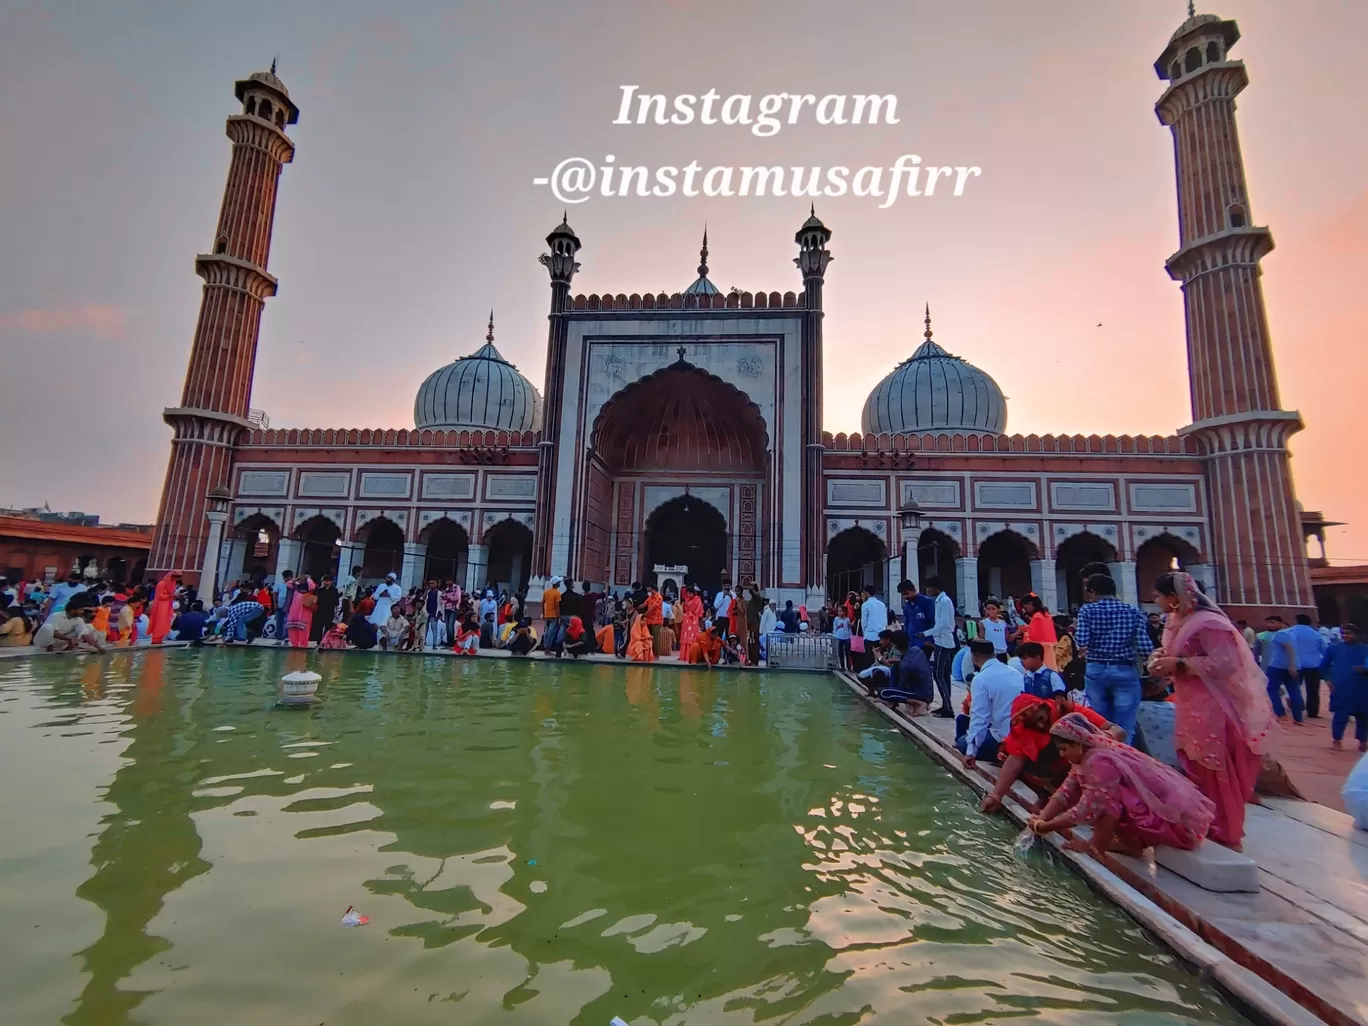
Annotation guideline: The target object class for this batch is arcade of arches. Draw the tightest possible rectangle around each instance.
[583,364,768,590]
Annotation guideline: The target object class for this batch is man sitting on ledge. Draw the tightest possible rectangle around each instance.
[957,639,1022,767]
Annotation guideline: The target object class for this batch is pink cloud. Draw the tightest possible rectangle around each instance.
[0,304,127,339]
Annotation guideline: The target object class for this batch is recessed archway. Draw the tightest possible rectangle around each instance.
[827,526,887,600]
[977,530,1036,608]
[485,519,532,595]
[1135,533,1202,601]
[917,528,960,603]
[645,496,728,594]
[1055,531,1119,613]
[234,513,280,582]
[358,517,405,581]
[421,518,469,585]
[591,363,768,474]
[294,515,341,581]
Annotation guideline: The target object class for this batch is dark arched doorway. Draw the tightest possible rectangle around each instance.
[359,517,404,581]
[422,519,468,585]
[917,528,960,605]
[827,527,886,600]
[1056,531,1119,613]
[644,497,728,593]
[1134,533,1200,606]
[295,516,341,581]
[234,513,280,583]
[978,530,1035,607]
[486,520,532,594]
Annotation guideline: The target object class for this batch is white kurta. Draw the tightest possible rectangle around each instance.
[369,583,402,626]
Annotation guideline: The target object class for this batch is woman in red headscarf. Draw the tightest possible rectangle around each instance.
[147,572,180,644]
[676,587,703,661]
[1147,571,1277,851]
[286,576,316,648]
[563,615,590,658]
[1029,712,1216,856]
[980,694,1123,814]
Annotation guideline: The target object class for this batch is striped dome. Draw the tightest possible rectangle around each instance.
[413,319,542,432]
[861,311,1006,437]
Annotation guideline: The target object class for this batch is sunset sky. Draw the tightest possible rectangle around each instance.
[2,1,1364,561]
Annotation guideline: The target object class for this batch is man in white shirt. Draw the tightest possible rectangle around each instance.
[713,587,733,635]
[369,573,403,628]
[923,575,958,718]
[958,639,1023,767]
[855,584,888,672]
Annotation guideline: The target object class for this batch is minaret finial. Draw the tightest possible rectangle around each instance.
[1187,0,1195,17]
[810,202,815,217]
[698,225,710,278]
[270,56,278,76]
[486,310,495,343]
[924,303,933,341]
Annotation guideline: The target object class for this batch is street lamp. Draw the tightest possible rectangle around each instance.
[201,486,232,600]
[898,498,924,590]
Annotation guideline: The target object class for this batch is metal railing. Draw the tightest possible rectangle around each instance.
[764,631,836,670]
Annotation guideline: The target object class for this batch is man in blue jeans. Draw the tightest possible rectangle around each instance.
[1262,614,1304,722]
[1073,573,1152,742]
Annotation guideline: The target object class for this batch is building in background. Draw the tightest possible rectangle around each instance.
[0,514,152,586]
[146,8,1321,621]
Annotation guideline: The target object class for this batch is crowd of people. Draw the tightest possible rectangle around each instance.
[7,556,1365,857]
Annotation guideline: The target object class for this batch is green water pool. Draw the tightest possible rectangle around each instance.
[0,648,1247,1025]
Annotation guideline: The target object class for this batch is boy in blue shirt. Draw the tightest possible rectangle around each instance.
[1323,623,1368,752]
[1017,641,1066,699]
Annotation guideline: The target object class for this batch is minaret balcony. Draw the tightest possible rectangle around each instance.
[193,252,279,299]
[1164,224,1274,283]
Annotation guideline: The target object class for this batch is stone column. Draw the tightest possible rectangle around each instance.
[274,539,301,580]
[1109,560,1139,608]
[200,510,227,600]
[401,542,428,591]
[221,536,248,587]
[510,552,524,592]
[902,528,923,591]
[955,557,979,615]
[336,541,362,584]
[466,544,489,594]
[1030,558,1058,614]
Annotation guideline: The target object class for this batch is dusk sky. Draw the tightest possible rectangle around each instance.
[2,1,1364,561]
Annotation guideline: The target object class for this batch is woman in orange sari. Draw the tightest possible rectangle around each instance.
[688,624,724,669]
[147,571,181,644]
[1021,593,1059,670]
[626,607,655,662]
[676,587,703,660]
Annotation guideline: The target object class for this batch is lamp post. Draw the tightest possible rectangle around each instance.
[899,499,924,591]
[202,486,232,601]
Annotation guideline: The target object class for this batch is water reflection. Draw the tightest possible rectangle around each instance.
[0,650,1248,1026]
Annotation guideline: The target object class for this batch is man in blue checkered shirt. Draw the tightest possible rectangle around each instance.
[1073,573,1153,742]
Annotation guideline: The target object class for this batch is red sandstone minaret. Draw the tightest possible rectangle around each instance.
[795,206,832,600]
[1156,9,1313,616]
[146,67,297,582]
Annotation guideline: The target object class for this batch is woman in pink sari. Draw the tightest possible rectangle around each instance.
[1029,712,1215,856]
[147,571,181,644]
[676,587,703,661]
[1147,571,1275,850]
[285,576,316,648]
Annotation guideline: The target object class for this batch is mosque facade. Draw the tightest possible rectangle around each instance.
[146,9,1315,621]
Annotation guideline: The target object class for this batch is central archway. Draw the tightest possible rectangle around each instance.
[645,496,728,593]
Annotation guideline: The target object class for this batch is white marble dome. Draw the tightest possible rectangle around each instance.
[861,311,1006,437]
[413,317,543,432]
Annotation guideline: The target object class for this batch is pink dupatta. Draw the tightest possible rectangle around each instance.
[1160,573,1276,770]
[1051,712,1216,836]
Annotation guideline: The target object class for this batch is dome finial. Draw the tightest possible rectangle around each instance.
[486,310,495,343]
[1187,0,1196,17]
[698,225,709,278]
[924,303,933,342]
[270,56,278,76]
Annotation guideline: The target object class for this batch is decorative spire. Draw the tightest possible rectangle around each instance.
[486,310,495,343]
[698,226,710,278]
[924,303,933,341]
[270,56,278,75]
[1187,0,1196,17]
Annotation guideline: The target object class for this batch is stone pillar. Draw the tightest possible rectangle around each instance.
[1031,558,1058,614]
[466,544,489,594]
[903,528,923,591]
[221,536,248,587]
[274,539,301,580]
[336,541,362,584]
[401,542,427,591]
[955,557,979,615]
[1109,560,1139,608]
[510,552,524,592]
[200,510,227,600]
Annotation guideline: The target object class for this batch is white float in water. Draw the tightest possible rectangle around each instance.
[278,670,321,706]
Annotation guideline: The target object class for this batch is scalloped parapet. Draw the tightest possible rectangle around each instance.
[570,290,803,312]
[242,427,541,448]
[818,431,1197,455]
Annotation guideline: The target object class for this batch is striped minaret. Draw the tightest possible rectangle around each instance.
[1155,10,1313,617]
[794,206,832,597]
[146,67,297,582]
